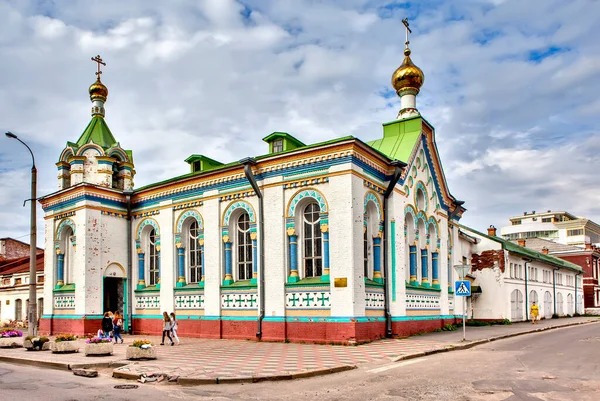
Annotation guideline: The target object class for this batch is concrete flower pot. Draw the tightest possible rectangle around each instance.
[0,337,23,348]
[52,340,80,353]
[126,346,157,360]
[85,342,114,356]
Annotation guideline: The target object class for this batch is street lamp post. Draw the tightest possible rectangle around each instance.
[5,132,38,336]
[454,264,470,341]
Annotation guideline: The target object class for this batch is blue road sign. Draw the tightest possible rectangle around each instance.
[455,280,471,297]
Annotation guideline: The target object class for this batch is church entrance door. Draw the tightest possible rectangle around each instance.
[103,263,128,331]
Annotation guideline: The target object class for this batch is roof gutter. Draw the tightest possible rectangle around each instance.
[383,160,407,337]
[240,157,265,340]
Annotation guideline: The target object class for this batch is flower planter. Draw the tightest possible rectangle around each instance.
[52,340,80,353]
[85,342,114,356]
[126,346,157,360]
[0,337,23,348]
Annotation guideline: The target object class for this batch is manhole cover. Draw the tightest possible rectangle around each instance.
[114,384,139,390]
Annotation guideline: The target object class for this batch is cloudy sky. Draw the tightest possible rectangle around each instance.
[1,0,599,244]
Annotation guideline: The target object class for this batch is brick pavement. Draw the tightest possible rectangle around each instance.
[1,317,597,383]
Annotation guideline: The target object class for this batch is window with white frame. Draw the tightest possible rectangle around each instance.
[363,229,369,278]
[148,228,159,286]
[187,220,202,283]
[236,212,253,281]
[302,202,322,278]
[273,139,284,153]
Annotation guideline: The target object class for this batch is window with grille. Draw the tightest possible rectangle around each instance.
[273,139,284,153]
[303,203,322,277]
[236,212,253,280]
[148,229,159,285]
[188,221,202,283]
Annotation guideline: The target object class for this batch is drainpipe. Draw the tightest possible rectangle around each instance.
[240,158,265,339]
[553,267,559,316]
[575,271,581,314]
[523,260,530,321]
[124,189,134,334]
[383,160,407,337]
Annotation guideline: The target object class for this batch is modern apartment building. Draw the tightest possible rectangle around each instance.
[500,211,600,247]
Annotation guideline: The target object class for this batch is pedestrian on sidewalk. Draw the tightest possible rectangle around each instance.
[101,312,113,338]
[530,301,539,324]
[161,311,174,346]
[113,311,124,344]
[170,312,180,345]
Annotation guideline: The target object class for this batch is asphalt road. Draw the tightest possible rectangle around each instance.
[1,322,599,400]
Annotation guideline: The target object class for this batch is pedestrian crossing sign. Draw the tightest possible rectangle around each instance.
[455,280,471,297]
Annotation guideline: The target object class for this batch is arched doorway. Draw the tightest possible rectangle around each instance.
[544,291,552,319]
[103,263,127,331]
[511,289,524,321]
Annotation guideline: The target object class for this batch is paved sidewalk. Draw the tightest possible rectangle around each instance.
[0,316,597,384]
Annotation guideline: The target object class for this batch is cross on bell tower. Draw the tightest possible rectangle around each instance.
[91,55,106,79]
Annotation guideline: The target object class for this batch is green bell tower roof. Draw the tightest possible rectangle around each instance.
[76,115,118,149]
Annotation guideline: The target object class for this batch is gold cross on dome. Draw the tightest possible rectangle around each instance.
[402,18,412,48]
[91,55,106,78]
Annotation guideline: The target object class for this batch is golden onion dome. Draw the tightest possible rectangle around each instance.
[391,48,424,94]
[89,78,108,102]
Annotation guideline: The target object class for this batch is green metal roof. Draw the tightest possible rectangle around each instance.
[76,116,118,149]
[367,116,422,161]
[460,225,583,273]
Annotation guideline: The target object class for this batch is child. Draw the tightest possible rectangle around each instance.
[170,312,180,345]
[161,311,174,346]
[113,311,124,344]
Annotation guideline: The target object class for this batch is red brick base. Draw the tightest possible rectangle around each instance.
[40,316,458,344]
[38,316,102,337]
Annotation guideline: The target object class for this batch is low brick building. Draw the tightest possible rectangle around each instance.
[0,241,45,325]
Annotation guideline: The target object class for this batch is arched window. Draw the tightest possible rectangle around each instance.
[15,299,22,321]
[236,212,253,281]
[302,203,322,278]
[148,228,159,286]
[363,201,379,280]
[112,163,120,189]
[416,188,425,211]
[187,220,202,283]
[405,211,416,284]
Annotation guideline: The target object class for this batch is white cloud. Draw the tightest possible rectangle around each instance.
[1,0,600,241]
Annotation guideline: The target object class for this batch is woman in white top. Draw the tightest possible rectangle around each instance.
[161,311,174,345]
[170,312,180,345]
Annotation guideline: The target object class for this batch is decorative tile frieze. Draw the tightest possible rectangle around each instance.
[173,200,203,211]
[54,294,75,309]
[221,292,258,309]
[365,290,385,309]
[174,293,204,309]
[219,191,255,202]
[283,177,329,190]
[135,295,160,309]
[406,292,440,310]
[53,211,76,220]
[133,209,160,220]
[285,289,331,309]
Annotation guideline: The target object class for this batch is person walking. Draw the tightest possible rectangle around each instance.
[101,312,113,338]
[113,311,124,344]
[170,312,180,345]
[161,311,174,345]
[530,301,539,324]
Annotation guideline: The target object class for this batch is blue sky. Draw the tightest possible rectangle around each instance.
[1,0,600,243]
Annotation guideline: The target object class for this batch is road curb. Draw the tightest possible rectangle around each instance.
[0,355,70,370]
[393,319,597,363]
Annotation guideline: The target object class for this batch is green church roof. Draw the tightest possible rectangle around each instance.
[367,116,422,161]
[75,116,118,149]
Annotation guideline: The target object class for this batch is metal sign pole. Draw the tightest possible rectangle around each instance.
[463,292,466,341]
